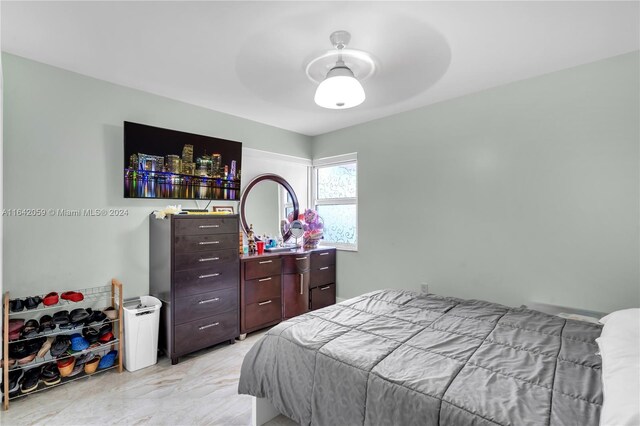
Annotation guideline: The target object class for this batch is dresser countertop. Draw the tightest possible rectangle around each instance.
[240,246,335,261]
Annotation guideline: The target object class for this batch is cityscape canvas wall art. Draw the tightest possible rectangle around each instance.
[124,121,242,200]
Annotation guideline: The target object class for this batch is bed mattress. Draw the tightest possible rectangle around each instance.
[238,290,603,425]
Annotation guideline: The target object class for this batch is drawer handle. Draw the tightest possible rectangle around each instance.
[320,285,331,291]
[198,273,220,279]
[199,224,220,229]
[199,322,220,330]
[199,257,220,262]
[319,252,329,256]
[259,260,273,264]
[258,300,272,306]
[296,256,308,261]
[199,241,219,245]
[198,297,220,304]
[258,277,272,282]
[319,267,329,271]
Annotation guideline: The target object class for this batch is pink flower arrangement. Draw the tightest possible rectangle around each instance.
[288,209,324,248]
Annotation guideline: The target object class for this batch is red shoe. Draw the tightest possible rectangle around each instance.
[61,291,84,302]
[43,292,59,306]
[98,331,114,344]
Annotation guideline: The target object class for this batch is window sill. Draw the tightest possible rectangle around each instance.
[320,243,358,252]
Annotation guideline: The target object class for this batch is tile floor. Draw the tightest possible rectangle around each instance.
[1,332,297,425]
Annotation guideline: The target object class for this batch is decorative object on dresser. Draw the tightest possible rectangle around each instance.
[212,206,234,213]
[2,279,124,411]
[283,211,324,249]
[286,220,305,249]
[149,214,240,365]
[247,224,257,254]
[239,247,336,335]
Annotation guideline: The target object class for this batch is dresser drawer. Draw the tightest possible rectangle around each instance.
[174,310,238,356]
[282,254,311,274]
[174,217,238,236]
[310,264,335,288]
[244,258,282,280]
[310,284,336,310]
[175,234,238,253]
[174,261,238,297]
[175,248,237,272]
[174,286,238,325]
[244,275,281,305]
[311,250,336,268]
[245,298,281,330]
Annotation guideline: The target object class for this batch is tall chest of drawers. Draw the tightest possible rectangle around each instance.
[150,214,240,365]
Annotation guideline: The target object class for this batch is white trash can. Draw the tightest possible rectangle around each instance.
[123,295,162,372]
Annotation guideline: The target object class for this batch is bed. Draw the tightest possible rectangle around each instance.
[238,289,604,426]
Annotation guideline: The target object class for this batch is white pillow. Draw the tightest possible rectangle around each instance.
[596,308,640,426]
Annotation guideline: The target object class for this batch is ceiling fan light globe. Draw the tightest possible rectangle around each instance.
[314,75,366,109]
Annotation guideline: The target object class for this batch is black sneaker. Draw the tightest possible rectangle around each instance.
[84,310,107,326]
[26,336,46,356]
[9,342,29,359]
[40,363,61,386]
[70,308,90,323]
[99,322,113,335]
[20,368,40,393]
[38,315,56,333]
[1,368,24,394]
[20,319,40,339]
[82,327,100,344]
[50,335,71,357]
[9,299,24,313]
[25,296,42,310]
[52,310,70,326]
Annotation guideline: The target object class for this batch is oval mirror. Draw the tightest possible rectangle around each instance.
[239,174,299,242]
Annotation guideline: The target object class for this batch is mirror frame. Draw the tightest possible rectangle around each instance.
[239,173,299,242]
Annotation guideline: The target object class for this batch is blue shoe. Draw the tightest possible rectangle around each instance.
[69,333,89,351]
[98,350,117,369]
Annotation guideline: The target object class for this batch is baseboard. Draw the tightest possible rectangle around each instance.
[527,301,606,320]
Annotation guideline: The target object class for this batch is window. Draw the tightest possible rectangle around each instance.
[312,153,358,250]
[279,186,294,223]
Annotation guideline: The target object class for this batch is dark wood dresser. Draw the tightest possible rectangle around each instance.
[309,249,337,310]
[240,247,336,335]
[149,214,240,364]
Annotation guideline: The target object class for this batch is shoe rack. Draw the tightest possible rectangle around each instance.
[2,278,124,411]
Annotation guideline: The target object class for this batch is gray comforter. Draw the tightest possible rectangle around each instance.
[238,290,603,426]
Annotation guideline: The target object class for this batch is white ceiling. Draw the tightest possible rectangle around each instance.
[2,1,638,136]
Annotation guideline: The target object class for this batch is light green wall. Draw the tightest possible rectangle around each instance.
[313,52,640,313]
[2,53,311,298]
[4,52,639,312]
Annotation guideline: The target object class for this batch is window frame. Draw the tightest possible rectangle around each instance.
[279,185,293,225]
[311,153,358,251]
